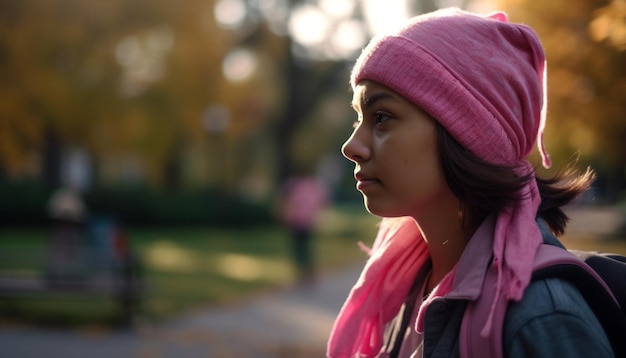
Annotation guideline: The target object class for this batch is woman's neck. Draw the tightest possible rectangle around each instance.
[413,201,468,293]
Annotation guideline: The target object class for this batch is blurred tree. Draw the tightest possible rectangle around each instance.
[589,0,626,51]
[499,0,626,202]
[0,0,362,194]
[216,0,362,183]
[0,0,277,189]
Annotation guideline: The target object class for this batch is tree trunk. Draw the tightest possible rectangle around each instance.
[42,124,61,188]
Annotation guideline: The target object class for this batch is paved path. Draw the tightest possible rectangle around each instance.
[0,265,362,358]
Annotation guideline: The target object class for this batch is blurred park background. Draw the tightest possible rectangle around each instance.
[0,0,625,335]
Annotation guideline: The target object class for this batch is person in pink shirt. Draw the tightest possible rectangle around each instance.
[279,169,330,284]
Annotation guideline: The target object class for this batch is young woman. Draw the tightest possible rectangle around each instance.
[327,8,615,358]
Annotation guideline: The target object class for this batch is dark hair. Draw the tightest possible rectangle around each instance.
[436,124,595,236]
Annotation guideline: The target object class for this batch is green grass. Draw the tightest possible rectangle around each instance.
[0,204,379,328]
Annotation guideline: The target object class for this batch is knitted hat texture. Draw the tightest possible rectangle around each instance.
[350,8,550,168]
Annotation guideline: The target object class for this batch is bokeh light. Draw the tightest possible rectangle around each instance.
[288,4,331,46]
[214,0,247,29]
[222,48,258,82]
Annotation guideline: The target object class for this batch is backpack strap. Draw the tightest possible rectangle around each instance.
[460,244,626,358]
[567,249,626,316]
[533,246,626,357]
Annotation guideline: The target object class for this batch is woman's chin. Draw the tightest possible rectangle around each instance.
[364,200,402,218]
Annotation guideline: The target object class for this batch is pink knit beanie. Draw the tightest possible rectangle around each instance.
[350,7,551,168]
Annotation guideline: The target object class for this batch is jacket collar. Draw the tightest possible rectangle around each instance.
[443,215,560,301]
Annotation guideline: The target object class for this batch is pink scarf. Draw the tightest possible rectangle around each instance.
[327,217,431,357]
[327,165,542,357]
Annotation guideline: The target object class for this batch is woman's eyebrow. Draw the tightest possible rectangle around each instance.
[352,91,397,111]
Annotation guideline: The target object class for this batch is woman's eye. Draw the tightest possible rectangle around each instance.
[374,112,391,124]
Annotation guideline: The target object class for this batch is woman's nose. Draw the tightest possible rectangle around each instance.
[341,127,370,163]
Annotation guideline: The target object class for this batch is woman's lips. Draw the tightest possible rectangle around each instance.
[355,173,379,191]
[356,178,379,191]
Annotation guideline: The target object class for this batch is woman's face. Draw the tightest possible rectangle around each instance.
[342,80,454,218]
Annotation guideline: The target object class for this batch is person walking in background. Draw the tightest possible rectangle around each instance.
[279,167,330,285]
[45,187,88,283]
[327,8,615,358]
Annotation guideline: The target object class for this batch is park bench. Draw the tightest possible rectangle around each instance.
[0,216,143,324]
